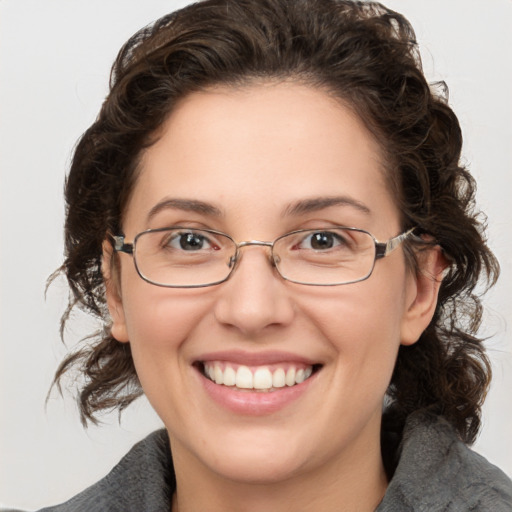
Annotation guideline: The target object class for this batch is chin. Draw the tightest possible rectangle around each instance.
[172,421,315,485]
[207,443,309,484]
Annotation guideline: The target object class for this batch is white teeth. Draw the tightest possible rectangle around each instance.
[236,366,253,389]
[214,364,224,385]
[285,367,296,386]
[253,367,273,389]
[223,365,236,386]
[203,362,315,390]
[272,368,286,388]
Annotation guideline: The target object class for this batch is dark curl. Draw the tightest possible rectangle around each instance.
[52,0,499,442]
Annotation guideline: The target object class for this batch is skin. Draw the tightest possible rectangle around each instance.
[104,83,444,512]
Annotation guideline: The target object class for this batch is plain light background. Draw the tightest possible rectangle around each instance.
[1,1,511,509]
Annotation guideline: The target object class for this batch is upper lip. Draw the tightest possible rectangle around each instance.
[195,350,320,366]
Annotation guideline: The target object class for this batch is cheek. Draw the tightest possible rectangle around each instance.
[120,280,214,361]
[119,285,217,421]
[299,275,407,376]
[304,276,406,337]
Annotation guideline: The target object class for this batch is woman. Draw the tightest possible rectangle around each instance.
[16,0,512,510]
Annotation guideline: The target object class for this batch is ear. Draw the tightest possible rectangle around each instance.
[102,239,129,343]
[400,246,447,346]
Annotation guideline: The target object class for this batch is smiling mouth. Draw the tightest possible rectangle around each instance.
[198,362,321,392]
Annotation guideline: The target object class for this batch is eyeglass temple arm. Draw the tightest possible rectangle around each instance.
[375,228,416,259]
[111,235,134,255]
[111,228,417,259]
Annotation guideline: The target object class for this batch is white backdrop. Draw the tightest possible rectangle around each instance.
[1,1,511,509]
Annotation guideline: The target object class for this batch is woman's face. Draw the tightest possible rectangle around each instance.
[107,83,436,484]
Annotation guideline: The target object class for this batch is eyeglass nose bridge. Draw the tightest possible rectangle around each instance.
[228,240,276,270]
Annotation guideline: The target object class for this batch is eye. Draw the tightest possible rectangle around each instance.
[166,231,214,251]
[299,231,346,251]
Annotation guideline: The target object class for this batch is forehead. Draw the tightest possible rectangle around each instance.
[126,83,399,236]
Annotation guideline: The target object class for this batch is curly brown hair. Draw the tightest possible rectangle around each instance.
[52,0,499,443]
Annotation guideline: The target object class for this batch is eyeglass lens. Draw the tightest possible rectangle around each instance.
[132,227,377,287]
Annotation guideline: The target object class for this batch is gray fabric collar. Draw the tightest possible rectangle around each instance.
[37,410,512,511]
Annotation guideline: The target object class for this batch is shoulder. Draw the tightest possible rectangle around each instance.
[34,429,175,512]
[378,410,512,511]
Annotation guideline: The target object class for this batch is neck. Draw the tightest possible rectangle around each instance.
[170,432,387,512]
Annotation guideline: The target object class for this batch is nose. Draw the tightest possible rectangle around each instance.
[213,245,295,336]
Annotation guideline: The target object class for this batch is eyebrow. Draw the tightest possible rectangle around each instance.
[284,196,371,217]
[147,198,223,221]
[146,195,370,223]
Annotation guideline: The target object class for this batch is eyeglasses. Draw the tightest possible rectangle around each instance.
[112,226,416,288]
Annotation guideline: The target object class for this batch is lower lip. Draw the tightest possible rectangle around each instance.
[198,369,317,416]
